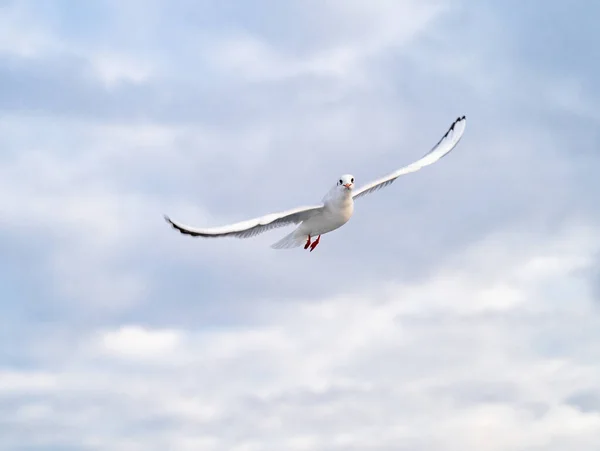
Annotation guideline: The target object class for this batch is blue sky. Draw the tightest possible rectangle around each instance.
[1,0,600,450]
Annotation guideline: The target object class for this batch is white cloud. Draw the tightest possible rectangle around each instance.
[99,325,181,360]
[0,370,57,394]
[0,1,158,88]
[88,53,155,87]
[2,2,600,450]
[0,3,62,58]
[0,141,157,308]
[0,115,221,309]
[3,220,600,450]
[206,0,447,83]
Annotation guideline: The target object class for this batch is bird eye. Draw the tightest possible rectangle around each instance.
[351,178,354,183]
[339,179,343,185]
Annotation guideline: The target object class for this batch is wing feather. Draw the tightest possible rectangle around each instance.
[352,116,466,200]
[164,204,324,239]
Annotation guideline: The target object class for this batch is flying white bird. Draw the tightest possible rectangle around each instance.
[165,115,466,251]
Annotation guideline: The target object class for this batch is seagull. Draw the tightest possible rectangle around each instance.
[165,115,466,251]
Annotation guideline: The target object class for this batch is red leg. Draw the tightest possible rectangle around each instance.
[309,235,321,252]
[304,235,312,249]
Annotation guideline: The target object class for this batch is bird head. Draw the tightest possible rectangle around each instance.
[337,174,355,191]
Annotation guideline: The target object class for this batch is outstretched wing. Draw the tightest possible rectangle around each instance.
[164,203,324,239]
[352,116,467,200]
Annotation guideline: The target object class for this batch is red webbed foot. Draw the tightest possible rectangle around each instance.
[304,235,312,249]
[309,235,321,252]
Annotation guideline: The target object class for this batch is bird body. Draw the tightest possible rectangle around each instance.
[311,176,355,235]
[165,116,467,251]
[271,177,355,250]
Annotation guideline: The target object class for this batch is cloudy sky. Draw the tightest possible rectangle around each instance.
[1,0,600,449]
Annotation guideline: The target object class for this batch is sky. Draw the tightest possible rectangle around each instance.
[1,0,600,450]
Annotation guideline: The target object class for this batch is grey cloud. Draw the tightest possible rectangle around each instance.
[483,1,600,82]
[2,0,598,321]
[2,1,600,449]
[565,390,600,414]
[3,0,599,330]
[431,380,521,406]
[0,54,250,125]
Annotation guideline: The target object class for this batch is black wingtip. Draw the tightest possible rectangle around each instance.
[164,215,179,231]
[449,115,466,131]
[163,214,199,237]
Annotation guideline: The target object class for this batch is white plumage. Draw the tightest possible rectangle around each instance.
[165,115,466,251]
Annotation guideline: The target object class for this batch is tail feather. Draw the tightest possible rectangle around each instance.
[270,230,306,249]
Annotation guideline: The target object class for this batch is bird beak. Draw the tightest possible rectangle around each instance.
[343,183,352,189]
